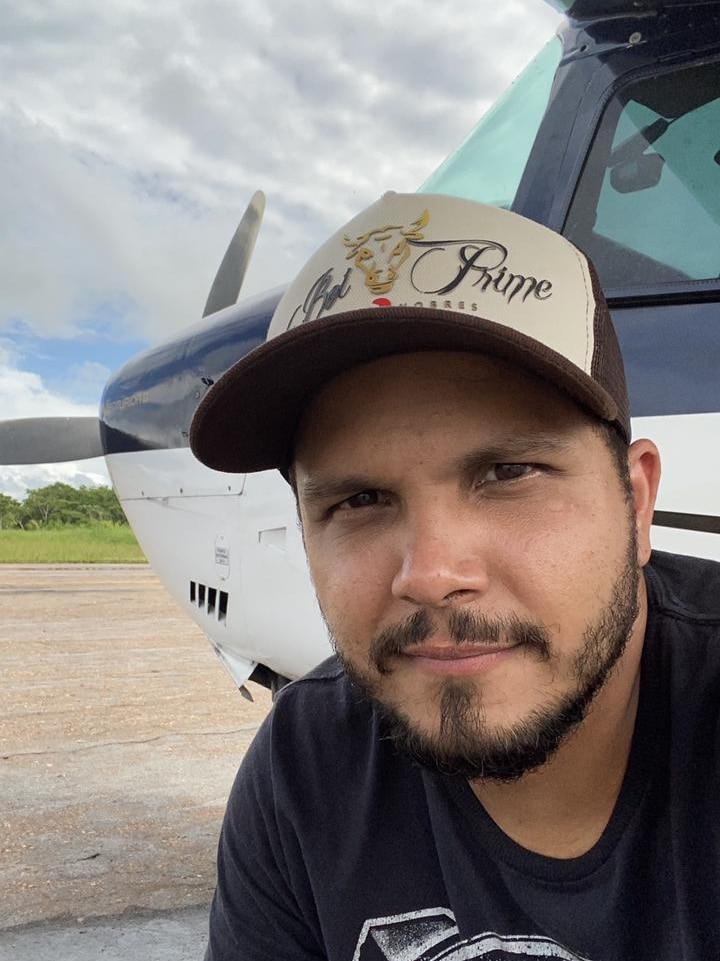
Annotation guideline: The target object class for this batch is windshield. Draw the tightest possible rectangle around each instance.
[564,59,720,293]
[419,37,561,208]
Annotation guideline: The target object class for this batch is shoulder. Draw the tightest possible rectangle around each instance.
[274,654,352,707]
[227,657,418,857]
[208,661,355,958]
[642,554,720,772]
[643,551,720,696]
[271,655,375,739]
[646,550,720,627]
[240,656,385,802]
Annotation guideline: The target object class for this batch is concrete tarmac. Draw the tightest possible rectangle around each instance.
[0,564,272,958]
[0,905,209,961]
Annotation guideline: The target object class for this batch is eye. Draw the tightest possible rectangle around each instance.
[481,463,536,484]
[336,489,387,511]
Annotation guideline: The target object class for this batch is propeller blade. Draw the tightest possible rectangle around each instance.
[0,417,104,465]
[203,190,266,318]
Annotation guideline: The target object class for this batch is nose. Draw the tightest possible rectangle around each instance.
[390,499,490,609]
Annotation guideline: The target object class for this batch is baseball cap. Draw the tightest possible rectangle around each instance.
[190,192,629,474]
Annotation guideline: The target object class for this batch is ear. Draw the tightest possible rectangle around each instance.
[627,438,661,567]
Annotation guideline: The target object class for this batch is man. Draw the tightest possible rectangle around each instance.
[190,193,720,960]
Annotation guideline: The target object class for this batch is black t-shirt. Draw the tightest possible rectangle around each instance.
[205,551,720,960]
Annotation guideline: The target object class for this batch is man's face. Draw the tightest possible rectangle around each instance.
[294,351,647,781]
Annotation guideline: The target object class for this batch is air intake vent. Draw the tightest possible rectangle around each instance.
[190,581,228,623]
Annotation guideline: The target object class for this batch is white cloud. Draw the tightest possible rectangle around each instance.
[0,343,110,497]
[0,0,561,344]
[0,106,239,341]
[0,342,95,418]
[0,462,110,501]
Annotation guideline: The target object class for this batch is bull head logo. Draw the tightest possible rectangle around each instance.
[343,209,430,295]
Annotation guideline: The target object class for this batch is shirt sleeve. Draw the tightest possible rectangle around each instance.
[204,711,327,961]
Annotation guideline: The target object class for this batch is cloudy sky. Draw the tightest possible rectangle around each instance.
[0,0,561,497]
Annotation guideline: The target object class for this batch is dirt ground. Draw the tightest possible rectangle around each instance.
[0,564,272,931]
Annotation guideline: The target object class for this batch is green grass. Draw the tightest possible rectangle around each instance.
[0,524,147,564]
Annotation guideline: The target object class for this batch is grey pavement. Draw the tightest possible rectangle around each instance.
[0,905,210,961]
[1,567,271,958]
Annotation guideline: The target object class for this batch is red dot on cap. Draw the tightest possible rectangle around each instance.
[372,298,392,307]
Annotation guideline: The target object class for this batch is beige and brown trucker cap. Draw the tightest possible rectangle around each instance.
[190,192,629,473]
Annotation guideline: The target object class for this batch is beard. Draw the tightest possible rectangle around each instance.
[329,530,640,783]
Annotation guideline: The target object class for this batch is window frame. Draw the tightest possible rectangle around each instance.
[561,52,720,304]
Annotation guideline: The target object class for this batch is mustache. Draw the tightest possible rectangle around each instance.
[369,607,552,674]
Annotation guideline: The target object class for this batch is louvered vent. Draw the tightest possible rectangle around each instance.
[190,581,228,623]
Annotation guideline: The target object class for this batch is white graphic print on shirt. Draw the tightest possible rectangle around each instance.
[352,908,592,961]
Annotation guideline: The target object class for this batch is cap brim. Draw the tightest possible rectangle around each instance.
[189,306,621,473]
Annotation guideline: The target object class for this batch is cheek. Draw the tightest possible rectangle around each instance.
[495,492,628,620]
[306,535,396,644]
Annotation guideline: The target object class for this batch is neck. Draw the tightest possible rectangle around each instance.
[469,580,647,860]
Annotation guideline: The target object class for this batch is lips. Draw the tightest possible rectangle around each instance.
[397,641,523,677]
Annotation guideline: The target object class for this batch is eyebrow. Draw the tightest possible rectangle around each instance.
[452,432,574,476]
[298,474,383,507]
[297,431,576,507]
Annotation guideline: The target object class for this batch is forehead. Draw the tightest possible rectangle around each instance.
[293,351,594,473]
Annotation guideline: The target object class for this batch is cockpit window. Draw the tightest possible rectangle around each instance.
[419,38,561,209]
[564,59,720,295]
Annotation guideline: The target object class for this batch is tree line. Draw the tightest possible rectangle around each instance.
[0,484,128,529]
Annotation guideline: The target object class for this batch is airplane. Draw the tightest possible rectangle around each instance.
[2,0,720,698]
